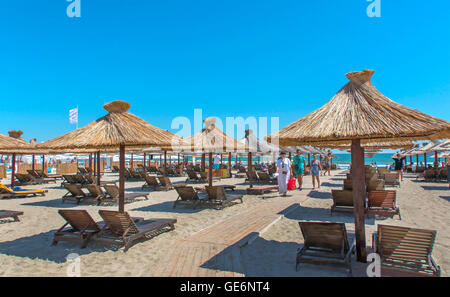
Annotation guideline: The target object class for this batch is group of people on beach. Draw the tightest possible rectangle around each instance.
[276,149,332,196]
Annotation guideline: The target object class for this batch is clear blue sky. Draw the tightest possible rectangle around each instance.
[1,0,449,149]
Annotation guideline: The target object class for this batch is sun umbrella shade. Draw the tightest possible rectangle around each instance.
[239,129,279,154]
[178,118,249,153]
[266,69,450,146]
[0,132,34,153]
[37,101,176,150]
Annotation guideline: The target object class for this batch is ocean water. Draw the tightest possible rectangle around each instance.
[333,153,438,168]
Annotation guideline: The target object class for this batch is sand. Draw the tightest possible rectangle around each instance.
[0,170,448,277]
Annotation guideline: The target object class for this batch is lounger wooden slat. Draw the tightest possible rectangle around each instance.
[296,221,355,276]
[173,185,207,208]
[205,186,243,210]
[103,184,149,204]
[366,190,401,219]
[96,210,176,251]
[372,224,440,277]
[331,190,354,214]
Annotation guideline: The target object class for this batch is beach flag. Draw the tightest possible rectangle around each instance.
[69,107,78,127]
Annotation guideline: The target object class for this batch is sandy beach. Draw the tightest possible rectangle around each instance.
[0,170,448,277]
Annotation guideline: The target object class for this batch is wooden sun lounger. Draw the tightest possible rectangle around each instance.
[205,186,243,210]
[62,183,90,204]
[27,170,59,183]
[157,176,174,191]
[384,172,401,187]
[96,210,176,251]
[103,184,149,204]
[331,190,354,214]
[296,221,355,276]
[255,171,278,185]
[142,174,161,190]
[0,210,24,222]
[112,165,120,173]
[85,184,109,205]
[173,185,207,208]
[0,184,47,199]
[194,185,236,192]
[185,170,203,183]
[366,179,385,192]
[14,173,37,185]
[53,209,104,248]
[372,224,440,277]
[246,185,278,195]
[366,190,401,219]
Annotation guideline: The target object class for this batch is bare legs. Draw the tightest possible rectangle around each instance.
[296,174,303,190]
[312,175,321,190]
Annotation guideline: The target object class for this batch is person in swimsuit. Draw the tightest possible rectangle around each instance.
[325,151,332,176]
[310,154,322,190]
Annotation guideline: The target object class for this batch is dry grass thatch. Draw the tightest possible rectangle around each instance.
[266,69,450,146]
[0,133,32,152]
[430,139,450,152]
[37,100,179,151]
[177,117,249,153]
[332,139,414,150]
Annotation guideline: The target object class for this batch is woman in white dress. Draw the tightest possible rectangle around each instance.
[276,152,292,196]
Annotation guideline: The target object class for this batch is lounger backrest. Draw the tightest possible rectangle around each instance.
[376,224,436,265]
[63,183,86,197]
[343,179,353,190]
[86,184,105,198]
[368,190,396,209]
[73,175,87,184]
[299,221,349,253]
[199,172,208,179]
[205,186,226,201]
[424,169,436,178]
[0,184,13,194]
[257,171,269,180]
[84,175,95,184]
[175,186,198,201]
[384,173,399,183]
[103,185,119,199]
[158,176,172,187]
[331,190,354,206]
[98,210,139,235]
[58,209,100,231]
[366,179,385,191]
[187,170,198,179]
[145,175,159,185]
[238,167,246,173]
[27,170,39,177]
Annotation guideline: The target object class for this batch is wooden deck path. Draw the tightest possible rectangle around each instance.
[153,195,307,276]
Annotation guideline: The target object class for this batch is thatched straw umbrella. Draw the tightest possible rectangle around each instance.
[0,131,35,187]
[178,118,248,187]
[266,69,450,262]
[37,100,175,212]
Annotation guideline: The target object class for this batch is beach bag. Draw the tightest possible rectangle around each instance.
[287,177,296,191]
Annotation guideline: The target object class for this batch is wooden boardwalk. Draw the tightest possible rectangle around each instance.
[153,195,307,276]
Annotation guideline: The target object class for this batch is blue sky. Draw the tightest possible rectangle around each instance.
[1,0,449,150]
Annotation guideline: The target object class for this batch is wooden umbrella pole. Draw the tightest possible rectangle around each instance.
[208,152,213,187]
[416,155,419,165]
[143,153,146,172]
[248,152,253,188]
[89,153,92,176]
[228,152,232,178]
[131,153,134,168]
[119,144,125,213]
[424,153,427,167]
[164,150,167,177]
[97,151,101,185]
[11,153,16,188]
[42,155,45,174]
[351,139,367,262]
[93,151,97,176]
[201,153,205,171]
[32,155,35,171]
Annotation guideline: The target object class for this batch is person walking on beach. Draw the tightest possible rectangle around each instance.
[276,152,292,196]
[292,149,307,191]
[213,154,221,170]
[325,151,332,176]
[310,154,322,190]
[392,152,406,181]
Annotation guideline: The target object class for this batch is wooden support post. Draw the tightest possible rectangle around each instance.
[434,151,438,168]
[351,139,367,262]
[143,153,146,172]
[424,153,427,167]
[164,151,167,176]
[11,153,16,188]
[119,144,125,213]
[97,151,101,185]
[248,152,253,188]
[89,153,92,176]
[42,155,45,174]
[201,153,206,171]
[32,155,35,171]
[228,152,232,178]
[416,155,419,165]
[208,152,213,187]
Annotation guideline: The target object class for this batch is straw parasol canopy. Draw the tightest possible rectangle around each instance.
[37,100,176,151]
[239,129,279,155]
[430,139,450,152]
[333,140,414,151]
[0,132,33,153]
[266,69,450,146]
[37,100,177,212]
[265,69,450,263]
[178,117,249,153]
